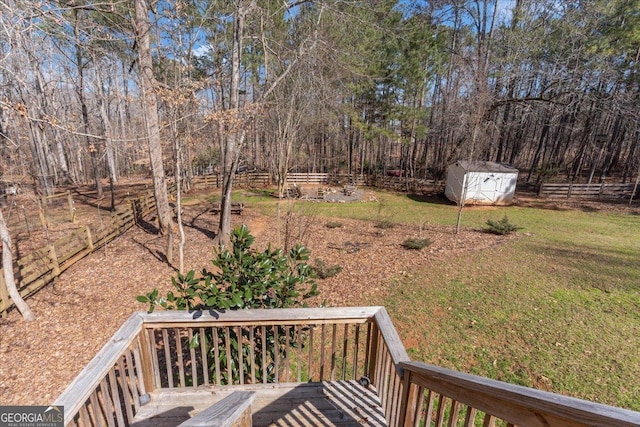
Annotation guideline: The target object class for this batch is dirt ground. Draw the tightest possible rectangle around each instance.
[0,180,635,405]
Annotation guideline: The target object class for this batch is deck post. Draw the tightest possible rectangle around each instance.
[137,326,157,394]
[398,371,419,427]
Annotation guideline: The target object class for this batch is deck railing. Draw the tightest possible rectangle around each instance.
[398,361,640,427]
[55,307,640,427]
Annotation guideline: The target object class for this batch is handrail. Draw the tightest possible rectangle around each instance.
[374,307,409,369]
[54,314,145,425]
[138,306,381,326]
[399,360,640,427]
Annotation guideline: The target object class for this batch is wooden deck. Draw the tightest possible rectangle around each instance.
[131,380,386,427]
[56,308,640,427]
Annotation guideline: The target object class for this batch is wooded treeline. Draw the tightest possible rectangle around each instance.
[1,0,639,196]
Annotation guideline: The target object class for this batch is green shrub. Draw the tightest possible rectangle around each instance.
[138,224,318,312]
[137,225,319,385]
[484,215,521,235]
[375,220,396,229]
[312,259,342,279]
[325,221,344,229]
[402,238,432,250]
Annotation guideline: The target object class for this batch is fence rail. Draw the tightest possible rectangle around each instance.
[0,191,158,317]
[192,172,367,188]
[538,182,637,199]
[192,172,445,192]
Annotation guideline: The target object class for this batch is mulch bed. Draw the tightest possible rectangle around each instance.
[0,198,514,405]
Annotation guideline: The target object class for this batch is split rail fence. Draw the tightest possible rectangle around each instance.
[538,182,637,199]
[192,172,366,188]
[0,192,158,318]
[192,172,443,193]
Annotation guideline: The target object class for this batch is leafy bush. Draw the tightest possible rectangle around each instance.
[484,216,521,235]
[138,224,318,311]
[325,221,343,229]
[312,259,342,279]
[375,220,396,229]
[402,238,432,250]
[137,225,319,385]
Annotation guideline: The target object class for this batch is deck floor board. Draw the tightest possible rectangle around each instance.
[131,380,387,427]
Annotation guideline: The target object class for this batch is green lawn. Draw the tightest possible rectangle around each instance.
[233,188,640,410]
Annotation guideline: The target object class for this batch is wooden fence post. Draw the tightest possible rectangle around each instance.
[48,244,61,278]
[85,226,94,252]
[67,191,76,223]
[0,269,9,318]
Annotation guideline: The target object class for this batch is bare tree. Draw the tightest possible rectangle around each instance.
[134,0,174,261]
[0,210,34,321]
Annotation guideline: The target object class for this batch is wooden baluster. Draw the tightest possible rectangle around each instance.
[124,348,140,411]
[188,329,198,387]
[224,327,232,384]
[435,394,447,427]
[99,378,117,427]
[161,329,173,388]
[175,328,185,388]
[296,325,303,383]
[341,324,349,380]
[107,369,126,427]
[284,325,290,382]
[274,325,280,382]
[116,356,134,423]
[330,324,337,381]
[237,326,244,385]
[319,324,326,380]
[307,325,314,381]
[464,407,478,427]
[353,324,360,379]
[249,326,256,384]
[213,327,221,386]
[261,325,267,384]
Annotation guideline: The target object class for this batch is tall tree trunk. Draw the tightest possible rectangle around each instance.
[73,9,102,197]
[135,0,174,262]
[95,65,119,186]
[0,210,34,321]
[215,0,254,246]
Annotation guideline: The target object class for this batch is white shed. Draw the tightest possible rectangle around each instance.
[445,161,518,205]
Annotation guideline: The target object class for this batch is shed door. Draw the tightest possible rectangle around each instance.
[477,173,500,202]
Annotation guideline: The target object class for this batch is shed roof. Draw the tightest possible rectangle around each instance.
[454,161,518,173]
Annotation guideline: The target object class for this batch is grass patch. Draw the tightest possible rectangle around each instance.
[193,186,640,410]
[366,211,640,411]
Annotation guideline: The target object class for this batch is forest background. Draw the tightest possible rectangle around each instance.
[1,0,639,201]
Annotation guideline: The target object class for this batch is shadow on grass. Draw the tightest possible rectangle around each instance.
[524,241,639,292]
[406,193,452,205]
